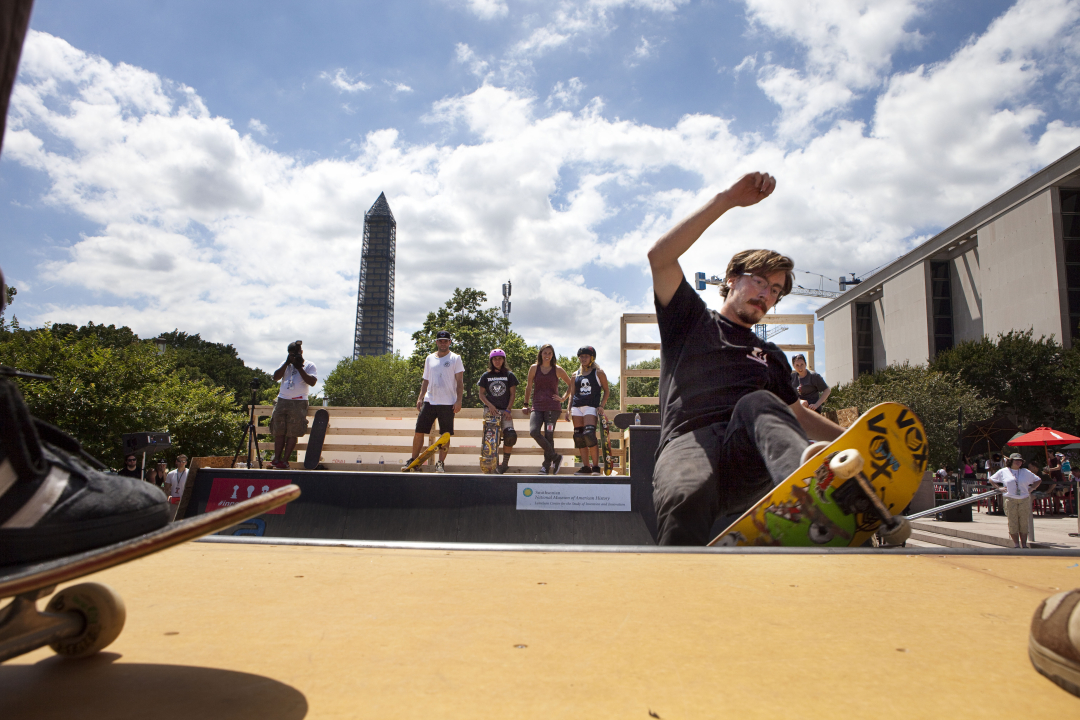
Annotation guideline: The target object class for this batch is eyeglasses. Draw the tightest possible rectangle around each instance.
[742,273,783,300]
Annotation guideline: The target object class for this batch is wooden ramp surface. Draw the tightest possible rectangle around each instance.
[2,543,1078,718]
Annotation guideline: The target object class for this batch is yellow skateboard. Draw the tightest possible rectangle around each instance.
[402,432,451,472]
[709,403,928,547]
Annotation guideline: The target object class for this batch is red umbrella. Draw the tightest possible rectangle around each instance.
[1008,427,1080,463]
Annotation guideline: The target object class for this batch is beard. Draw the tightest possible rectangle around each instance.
[733,300,767,325]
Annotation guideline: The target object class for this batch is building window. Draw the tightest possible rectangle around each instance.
[855,303,874,376]
[1063,188,1080,344]
[930,261,953,356]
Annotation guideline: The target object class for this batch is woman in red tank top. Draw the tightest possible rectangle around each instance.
[521,344,573,474]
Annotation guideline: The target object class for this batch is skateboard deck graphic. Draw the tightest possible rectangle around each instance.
[480,408,502,474]
[598,414,615,476]
[0,485,300,662]
[709,403,928,547]
[403,432,451,471]
[303,408,330,470]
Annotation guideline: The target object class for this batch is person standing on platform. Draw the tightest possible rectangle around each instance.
[270,340,317,469]
[790,354,830,412]
[989,453,1042,548]
[163,455,189,521]
[567,346,610,476]
[405,330,464,473]
[477,349,519,474]
[521,344,573,475]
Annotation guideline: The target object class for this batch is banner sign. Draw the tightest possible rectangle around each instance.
[206,477,292,514]
[516,483,631,512]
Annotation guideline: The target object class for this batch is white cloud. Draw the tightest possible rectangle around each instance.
[455,42,491,78]
[7,6,1080,381]
[248,118,269,136]
[732,54,757,76]
[629,36,655,66]
[320,68,371,93]
[385,80,414,94]
[459,0,509,20]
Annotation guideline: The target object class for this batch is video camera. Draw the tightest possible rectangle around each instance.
[287,340,304,370]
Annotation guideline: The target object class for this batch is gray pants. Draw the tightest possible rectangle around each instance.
[652,390,809,545]
[529,410,561,466]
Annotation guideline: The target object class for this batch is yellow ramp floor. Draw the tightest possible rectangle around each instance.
[2,543,1079,718]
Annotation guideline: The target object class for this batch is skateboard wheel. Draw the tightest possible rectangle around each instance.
[878,516,912,546]
[828,449,864,479]
[46,582,126,658]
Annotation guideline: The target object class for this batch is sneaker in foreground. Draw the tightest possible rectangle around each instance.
[1029,588,1080,697]
[551,454,563,474]
[0,379,170,566]
[435,460,445,473]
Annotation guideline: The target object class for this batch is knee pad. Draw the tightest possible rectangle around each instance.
[502,427,517,446]
[584,424,598,447]
[573,427,586,448]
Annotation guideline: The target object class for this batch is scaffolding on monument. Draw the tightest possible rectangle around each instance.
[353,193,396,359]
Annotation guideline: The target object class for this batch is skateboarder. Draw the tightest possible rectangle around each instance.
[566,346,609,476]
[477,349,519,474]
[646,171,844,545]
[270,340,317,469]
[521,344,573,475]
[404,330,464,473]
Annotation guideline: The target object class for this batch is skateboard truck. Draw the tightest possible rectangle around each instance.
[829,449,912,546]
[0,582,123,662]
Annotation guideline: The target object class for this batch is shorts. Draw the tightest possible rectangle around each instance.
[270,398,309,438]
[416,403,455,435]
[1004,496,1032,534]
[570,406,598,418]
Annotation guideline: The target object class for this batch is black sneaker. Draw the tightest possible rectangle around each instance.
[551,454,563,474]
[0,379,170,566]
[574,466,591,475]
[401,458,417,472]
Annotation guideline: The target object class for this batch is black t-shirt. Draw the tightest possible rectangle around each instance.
[477,370,519,410]
[655,278,798,449]
[790,370,828,405]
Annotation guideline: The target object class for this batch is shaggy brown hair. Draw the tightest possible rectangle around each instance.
[719,249,795,300]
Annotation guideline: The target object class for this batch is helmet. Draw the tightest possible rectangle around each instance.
[489,348,506,358]
[576,345,596,358]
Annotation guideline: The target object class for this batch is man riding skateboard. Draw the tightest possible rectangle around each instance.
[646,171,844,545]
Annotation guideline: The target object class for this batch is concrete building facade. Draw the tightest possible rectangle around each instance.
[817,146,1080,386]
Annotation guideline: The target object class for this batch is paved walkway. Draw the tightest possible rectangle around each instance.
[912,510,1080,550]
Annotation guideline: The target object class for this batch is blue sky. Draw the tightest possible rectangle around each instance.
[2,0,1079,385]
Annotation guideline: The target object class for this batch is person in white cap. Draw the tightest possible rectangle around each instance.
[988,452,1042,548]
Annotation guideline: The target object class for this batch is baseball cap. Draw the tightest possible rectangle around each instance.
[436,330,451,339]
[1008,452,1024,461]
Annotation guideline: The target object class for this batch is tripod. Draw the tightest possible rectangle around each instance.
[232,383,264,469]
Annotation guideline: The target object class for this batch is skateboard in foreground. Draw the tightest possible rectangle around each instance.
[402,432,451,472]
[303,408,331,470]
[480,409,502,473]
[709,403,928,547]
[0,484,300,663]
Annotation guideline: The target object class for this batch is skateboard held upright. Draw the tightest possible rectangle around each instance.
[709,402,928,548]
[598,413,616,476]
[480,409,502,474]
[303,408,330,470]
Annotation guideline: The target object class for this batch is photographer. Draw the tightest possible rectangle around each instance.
[270,340,317,469]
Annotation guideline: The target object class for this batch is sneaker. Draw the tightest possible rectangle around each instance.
[551,454,563,474]
[270,460,290,470]
[538,465,548,475]
[1029,588,1080,697]
[591,466,603,476]
[800,441,831,467]
[401,458,417,472]
[494,463,508,475]
[0,379,170,565]
[435,460,445,473]
[574,466,591,476]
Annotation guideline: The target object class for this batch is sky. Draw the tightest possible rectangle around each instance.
[2,0,1079,389]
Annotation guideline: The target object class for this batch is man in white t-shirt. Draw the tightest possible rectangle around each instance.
[163,455,189,521]
[270,340,318,469]
[989,452,1042,548]
[404,330,464,472]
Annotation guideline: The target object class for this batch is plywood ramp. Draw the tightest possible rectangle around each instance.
[2,544,1078,718]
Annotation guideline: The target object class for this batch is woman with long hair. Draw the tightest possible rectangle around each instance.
[521,344,573,474]
[477,348,519,474]
[566,346,610,475]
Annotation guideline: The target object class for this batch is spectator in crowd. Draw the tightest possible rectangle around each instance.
[789,354,829,412]
[270,340,317,469]
[989,453,1042,548]
[118,453,142,479]
[1044,453,1066,514]
[163,455,189,521]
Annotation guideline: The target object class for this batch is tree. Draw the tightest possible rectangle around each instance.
[51,321,140,349]
[930,330,1076,433]
[323,353,422,407]
[0,327,242,465]
[410,288,533,407]
[156,330,275,406]
[824,363,996,470]
[0,283,15,331]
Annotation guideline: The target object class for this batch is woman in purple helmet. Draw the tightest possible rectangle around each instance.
[477,348,519,474]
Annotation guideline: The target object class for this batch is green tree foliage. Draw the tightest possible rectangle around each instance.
[930,330,1077,432]
[410,288,533,407]
[323,353,421,407]
[0,328,241,465]
[825,363,996,470]
[0,283,15,331]
[51,321,140,349]
[155,330,275,406]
